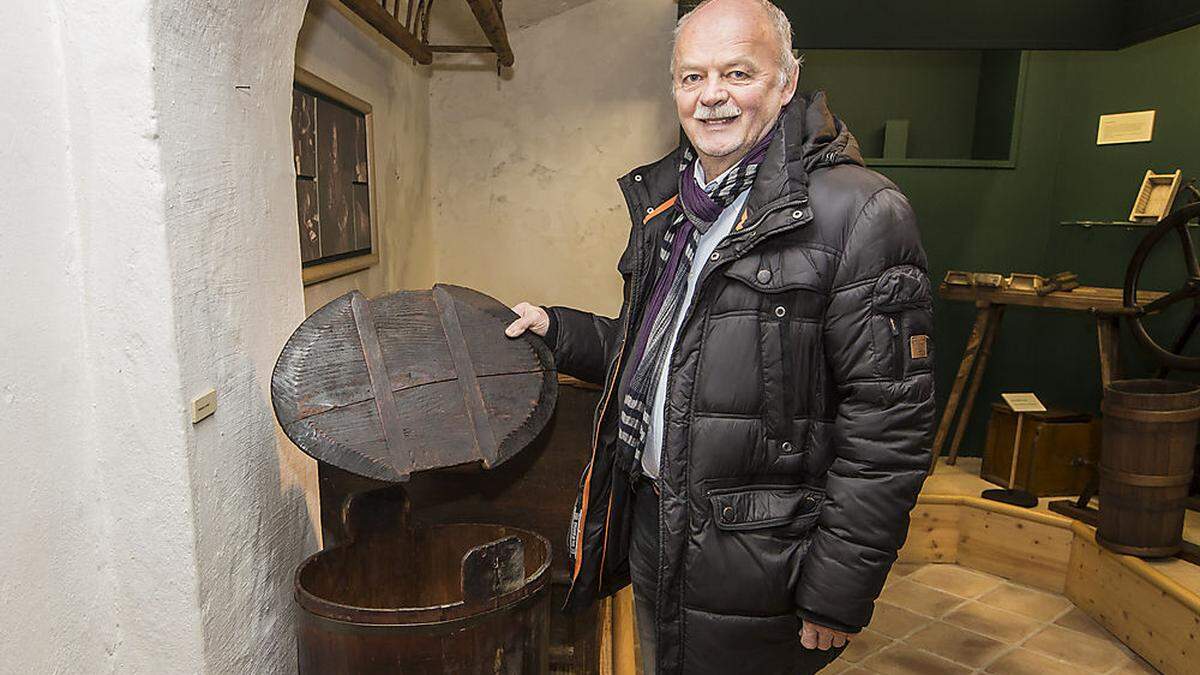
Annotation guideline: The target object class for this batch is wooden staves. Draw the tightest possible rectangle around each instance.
[1097,379,1200,557]
[293,486,553,672]
[272,284,557,482]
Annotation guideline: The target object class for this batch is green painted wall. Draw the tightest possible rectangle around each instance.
[801,49,1023,163]
[803,23,1200,455]
[802,50,985,159]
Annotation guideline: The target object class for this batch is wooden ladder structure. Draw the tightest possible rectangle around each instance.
[338,0,515,68]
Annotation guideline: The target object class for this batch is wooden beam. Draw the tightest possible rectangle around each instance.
[339,0,433,64]
[429,45,495,54]
[464,0,515,67]
[929,305,993,472]
[947,305,1004,465]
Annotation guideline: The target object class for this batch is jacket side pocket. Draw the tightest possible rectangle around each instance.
[708,483,825,537]
[870,264,933,381]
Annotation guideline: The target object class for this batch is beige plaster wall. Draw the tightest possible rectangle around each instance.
[297,0,435,313]
[429,0,680,318]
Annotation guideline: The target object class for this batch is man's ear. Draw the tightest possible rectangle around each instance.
[781,61,800,104]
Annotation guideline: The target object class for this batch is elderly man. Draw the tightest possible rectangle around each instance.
[506,0,934,672]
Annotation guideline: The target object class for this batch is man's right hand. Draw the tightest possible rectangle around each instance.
[505,302,550,338]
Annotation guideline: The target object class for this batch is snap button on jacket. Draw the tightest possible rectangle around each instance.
[545,91,935,674]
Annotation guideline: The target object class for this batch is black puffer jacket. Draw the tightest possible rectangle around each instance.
[545,90,935,674]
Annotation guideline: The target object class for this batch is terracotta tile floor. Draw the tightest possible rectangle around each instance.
[818,563,1160,675]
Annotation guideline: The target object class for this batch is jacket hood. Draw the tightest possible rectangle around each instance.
[742,89,865,216]
[791,89,865,173]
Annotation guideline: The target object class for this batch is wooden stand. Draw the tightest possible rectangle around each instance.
[929,284,1165,474]
[980,409,1039,508]
[1008,413,1024,488]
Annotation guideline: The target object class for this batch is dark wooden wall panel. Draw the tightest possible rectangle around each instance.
[293,80,373,269]
[297,179,321,263]
[315,97,360,258]
[735,0,1121,50]
[352,183,371,252]
[292,89,317,178]
[354,115,369,184]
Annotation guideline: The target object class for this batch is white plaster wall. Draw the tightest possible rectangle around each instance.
[0,2,137,670]
[2,0,316,672]
[151,0,316,672]
[297,0,436,312]
[1,0,213,671]
[428,0,680,316]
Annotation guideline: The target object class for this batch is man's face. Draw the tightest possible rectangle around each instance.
[672,2,798,174]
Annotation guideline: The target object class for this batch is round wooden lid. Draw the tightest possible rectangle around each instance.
[271,284,558,482]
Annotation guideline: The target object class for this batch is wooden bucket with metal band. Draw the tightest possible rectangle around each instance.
[1098,379,1200,557]
[273,285,559,672]
[295,487,552,674]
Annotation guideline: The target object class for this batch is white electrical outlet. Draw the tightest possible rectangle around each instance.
[192,389,217,423]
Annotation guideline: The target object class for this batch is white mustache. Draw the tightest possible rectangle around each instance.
[694,102,742,121]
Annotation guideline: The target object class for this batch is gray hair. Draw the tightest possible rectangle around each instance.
[671,0,801,89]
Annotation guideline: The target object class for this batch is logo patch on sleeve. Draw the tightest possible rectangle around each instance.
[910,335,929,359]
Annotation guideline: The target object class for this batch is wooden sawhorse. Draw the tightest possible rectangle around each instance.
[928,284,1164,473]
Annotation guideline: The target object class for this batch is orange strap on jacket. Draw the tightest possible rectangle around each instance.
[643,195,679,224]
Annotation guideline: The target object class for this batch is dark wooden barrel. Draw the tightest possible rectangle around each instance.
[295,487,552,673]
[1098,379,1200,557]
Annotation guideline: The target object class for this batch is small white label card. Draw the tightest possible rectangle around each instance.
[1097,110,1156,145]
[1001,392,1047,413]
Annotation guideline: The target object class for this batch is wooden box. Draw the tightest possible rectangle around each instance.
[981,403,1100,496]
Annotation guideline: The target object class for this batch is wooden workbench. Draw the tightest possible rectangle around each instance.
[930,283,1167,471]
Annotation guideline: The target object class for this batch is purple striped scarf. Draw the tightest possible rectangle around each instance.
[616,125,778,480]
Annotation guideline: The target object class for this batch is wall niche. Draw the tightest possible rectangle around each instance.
[800,49,1027,169]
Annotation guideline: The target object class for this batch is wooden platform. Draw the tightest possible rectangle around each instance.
[908,458,1200,674]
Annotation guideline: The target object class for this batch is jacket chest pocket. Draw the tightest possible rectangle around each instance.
[722,254,824,458]
[871,264,934,380]
[760,294,799,450]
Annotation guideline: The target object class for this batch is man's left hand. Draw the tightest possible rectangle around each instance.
[799,620,851,650]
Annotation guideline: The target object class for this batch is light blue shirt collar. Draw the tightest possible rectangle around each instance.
[693,160,739,190]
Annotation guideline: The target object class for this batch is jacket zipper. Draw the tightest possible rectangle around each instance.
[591,219,646,593]
[653,196,812,669]
[774,305,792,441]
[887,315,902,379]
[577,180,676,595]
[578,191,810,600]
[661,195,814,464]
[567,249,641,592]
